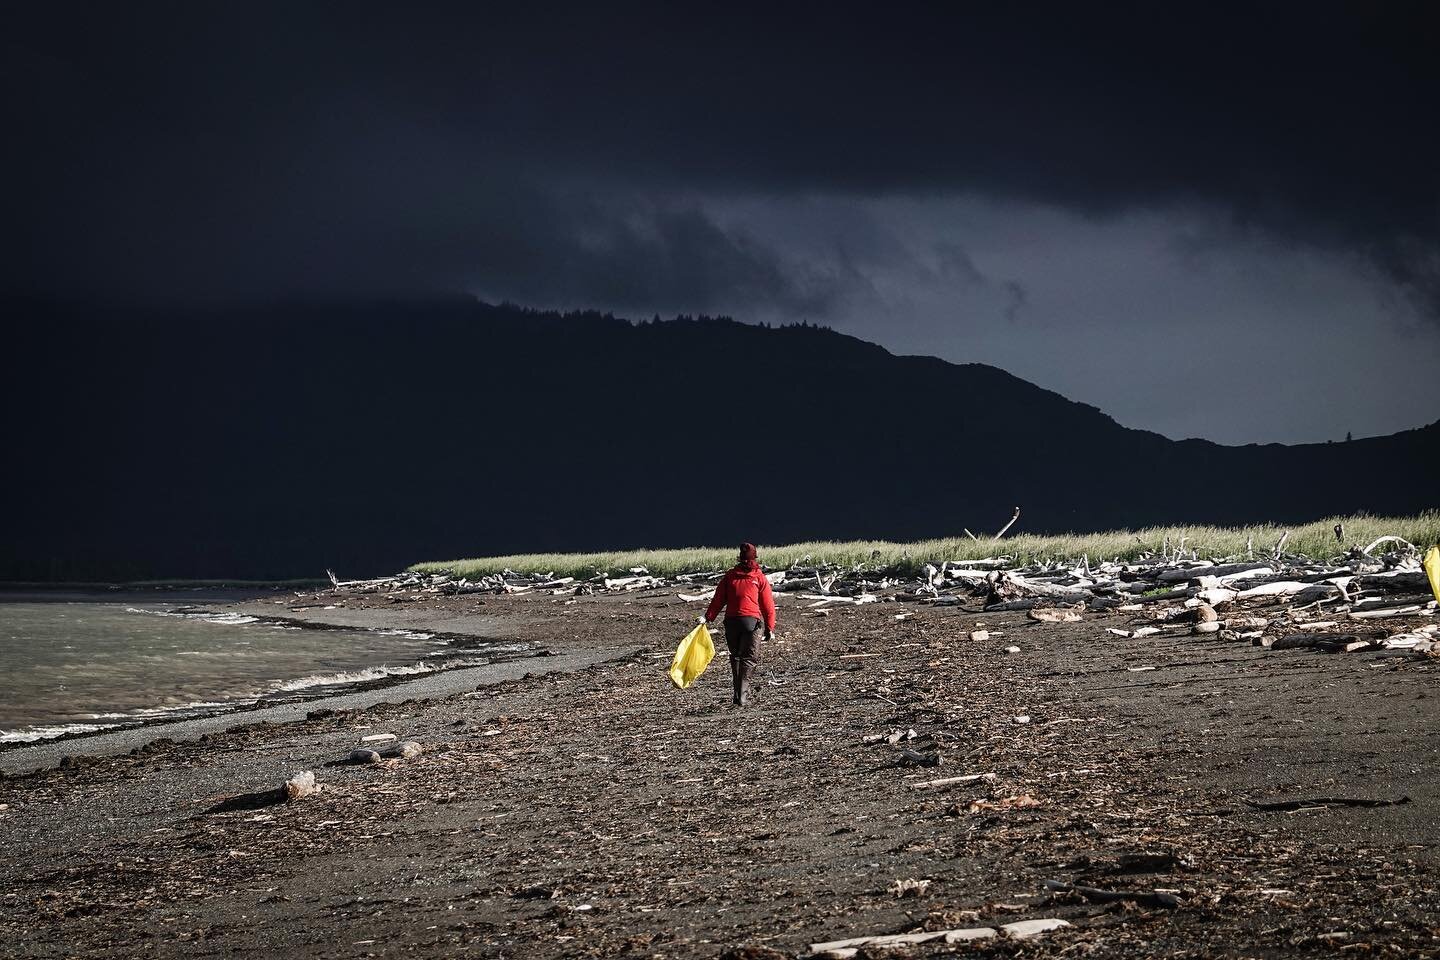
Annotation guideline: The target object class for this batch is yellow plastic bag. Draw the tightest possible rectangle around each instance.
[668,622,715,689]
[1425,545,1440,604]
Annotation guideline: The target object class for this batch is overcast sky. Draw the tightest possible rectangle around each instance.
[5,2,1437,443]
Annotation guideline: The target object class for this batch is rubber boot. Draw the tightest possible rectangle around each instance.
[737,660,755,707]
[730,659,742,706]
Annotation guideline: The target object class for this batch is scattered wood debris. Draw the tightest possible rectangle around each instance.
[909,772,997,790]
[1043,878,1181,909]
[202,770,323,815]
[810,917,1070,957]
[888,877,931,897]
[1243,795,1411,812]
[315,532,1435,666]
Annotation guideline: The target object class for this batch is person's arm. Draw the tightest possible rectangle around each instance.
[704,577,727,624]
[759,573,776,637]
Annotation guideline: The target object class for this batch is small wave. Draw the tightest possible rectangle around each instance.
[80,700,253,723]
[1,722,121,743]
[272,657,491,692]
[130,700,241,717]
[124,606,260,626]
[273,661,443,692]
[1,701,242,742]
[126,606,179,617]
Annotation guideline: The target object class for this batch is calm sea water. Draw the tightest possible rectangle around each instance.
[0,602,508,742]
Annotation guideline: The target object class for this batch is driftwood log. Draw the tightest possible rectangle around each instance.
[202,770,322,815]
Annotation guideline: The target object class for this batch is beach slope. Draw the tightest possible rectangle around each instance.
[2,589,1435,957]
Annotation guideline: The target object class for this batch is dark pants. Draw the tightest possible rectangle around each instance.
[724,616,763,704]
[724,616,764,667]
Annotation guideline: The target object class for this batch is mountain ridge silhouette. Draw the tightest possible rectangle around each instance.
[5,297,1436,579]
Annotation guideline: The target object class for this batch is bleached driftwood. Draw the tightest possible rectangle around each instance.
[1004,576,1092,601]
[811,919,1069,957]
[1158,561,1268,584]
[1155,561,1214,582]
[1194,586,1239,605]
[1237,581,1315,598]
[1351,604,1430,620]
[1362,535,1417,556]
[800,593,878,606]
[910,772,998,790]
[992,507,1022,541]
[1029,607,1082,623]
[602,575,661,591]
[1215,566,1280,585]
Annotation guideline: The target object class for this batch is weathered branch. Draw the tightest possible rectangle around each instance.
[992,506,1021,542]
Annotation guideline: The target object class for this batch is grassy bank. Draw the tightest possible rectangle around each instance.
[411,512,1440,581]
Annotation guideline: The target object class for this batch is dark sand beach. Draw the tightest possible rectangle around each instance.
[2,587,1436,958]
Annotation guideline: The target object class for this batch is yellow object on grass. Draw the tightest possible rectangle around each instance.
[669,622,715,689]
[1425,545,1440,604]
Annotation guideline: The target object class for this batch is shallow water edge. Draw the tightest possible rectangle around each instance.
[0,593,532,747]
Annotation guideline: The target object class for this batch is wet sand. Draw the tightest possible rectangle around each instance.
[0,591,540,760]
[0,648,635,777]
[2,587,1436,958]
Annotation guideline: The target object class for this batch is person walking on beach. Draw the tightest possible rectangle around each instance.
[704,542,776,706]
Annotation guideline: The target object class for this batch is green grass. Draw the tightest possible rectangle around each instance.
[409,512,1440,581]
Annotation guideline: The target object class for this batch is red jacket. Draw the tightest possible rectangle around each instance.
[706,565,777,631]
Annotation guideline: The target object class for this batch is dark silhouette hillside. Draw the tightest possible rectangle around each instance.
[4,298,1437,580]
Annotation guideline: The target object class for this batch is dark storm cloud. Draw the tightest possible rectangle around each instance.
[483,194,839,317]
[932,243,987,287]
[3,1,1437,315]
[1002,282,1028,325]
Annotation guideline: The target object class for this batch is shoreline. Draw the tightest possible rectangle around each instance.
[0,645,640,776]
[0,592,533,756]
